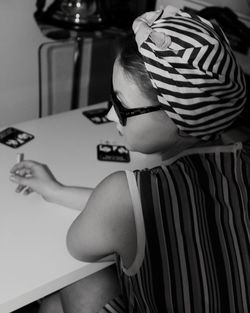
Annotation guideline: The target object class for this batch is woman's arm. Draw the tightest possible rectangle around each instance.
[48,184,93,211]
[10,161,137,264]
[9,160,93,211]
[66,171,137,265]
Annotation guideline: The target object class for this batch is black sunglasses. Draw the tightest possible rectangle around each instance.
[110,88,166,126]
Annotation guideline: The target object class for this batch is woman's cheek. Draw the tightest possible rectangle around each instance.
[124,128,144,152]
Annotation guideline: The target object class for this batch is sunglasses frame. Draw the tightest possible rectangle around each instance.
[110,88,166,126]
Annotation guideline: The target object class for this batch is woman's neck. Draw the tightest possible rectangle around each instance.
[160,125,250,161]
[219,125,250,144]
[160,135,199,160]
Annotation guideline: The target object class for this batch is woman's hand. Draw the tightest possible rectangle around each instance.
[9,160,62,202]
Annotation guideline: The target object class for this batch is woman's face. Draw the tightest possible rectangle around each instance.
[107,58,182,154]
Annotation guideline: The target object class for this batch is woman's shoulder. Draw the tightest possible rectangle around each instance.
[92,170,135,234]
[94,171,137,265]
[89,170,134,223]
[96,170,130,194]
[67,171,136,263]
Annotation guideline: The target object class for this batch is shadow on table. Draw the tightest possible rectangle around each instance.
[13,301,40,313]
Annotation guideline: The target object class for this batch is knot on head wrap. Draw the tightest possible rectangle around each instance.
[132,6,247,140]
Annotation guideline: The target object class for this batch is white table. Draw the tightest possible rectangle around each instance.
[0,103,161,313]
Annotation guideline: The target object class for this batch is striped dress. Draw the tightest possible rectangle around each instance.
[101,140,250,313]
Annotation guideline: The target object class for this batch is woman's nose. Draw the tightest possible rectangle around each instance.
[106,105,119,123]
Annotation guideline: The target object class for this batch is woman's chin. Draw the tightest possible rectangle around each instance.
[128,143,154,155]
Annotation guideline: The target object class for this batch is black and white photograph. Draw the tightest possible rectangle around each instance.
[0,0,250,312]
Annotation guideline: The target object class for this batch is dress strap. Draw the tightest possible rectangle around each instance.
[120,170,146,276]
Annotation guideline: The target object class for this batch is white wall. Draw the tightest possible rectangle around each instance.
[0,0,46,127]
[0,0,113,125]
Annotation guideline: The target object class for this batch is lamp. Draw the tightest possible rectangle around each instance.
[54,0,102,25]
[35,0,111,116]
[46,0,106,31]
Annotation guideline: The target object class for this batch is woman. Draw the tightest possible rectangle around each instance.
[10,6,250,312]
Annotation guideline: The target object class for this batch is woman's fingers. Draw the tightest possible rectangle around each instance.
[10,161,39,188]
[10,160,39,175]
[17,168,29,177]
[9,173,31,188]
[15,184,26,193]
[23,187,33,196]
[10,169,29,181]
[9,160,58,201]
[14,183,33,195]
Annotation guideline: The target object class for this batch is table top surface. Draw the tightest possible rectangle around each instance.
[0,103,161,313]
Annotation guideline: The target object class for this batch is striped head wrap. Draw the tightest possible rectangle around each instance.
[132,6,246,140]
